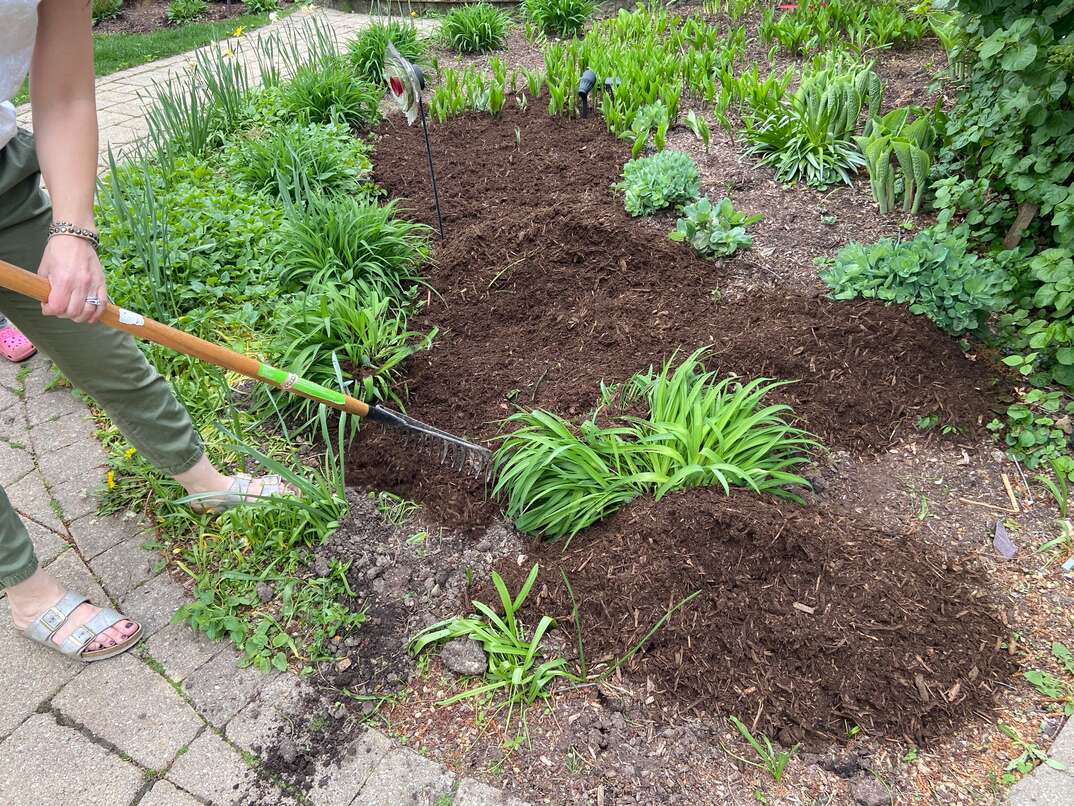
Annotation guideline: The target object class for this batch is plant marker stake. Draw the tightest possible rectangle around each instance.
[385,42,444,238]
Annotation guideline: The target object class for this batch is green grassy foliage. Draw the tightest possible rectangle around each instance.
[440,3,510,54]
[493,350,818,539]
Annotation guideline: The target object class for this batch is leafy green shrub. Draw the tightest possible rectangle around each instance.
[166,0,206,24]
[278,194,429,305]
[347,20,425,84]
[282,59,382,129]
[244,0,279,12]
[744,59,880,188]
[266,284,435,425]
[225,121,373,201]
[820,226,1014,336]
[614,150,700,217]
[998,248,1074,389]
[440,3,509,54]
[669,197,762,258]
[493,349,817,540]
[92,0,123,24]
[525,0,595,38]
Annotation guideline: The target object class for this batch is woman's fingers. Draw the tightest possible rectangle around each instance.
[87,286,108,324]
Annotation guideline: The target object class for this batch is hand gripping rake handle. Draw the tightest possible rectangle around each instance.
[0,259,491,473]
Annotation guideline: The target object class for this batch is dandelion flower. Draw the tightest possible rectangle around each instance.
[107,471,116,490]
[124,447,137,459]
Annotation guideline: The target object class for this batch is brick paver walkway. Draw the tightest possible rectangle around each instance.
[0,8,526,805]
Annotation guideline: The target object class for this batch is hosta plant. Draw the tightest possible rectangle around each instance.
[166,0,205,24]
[669,197,762,258]
[820,225,1014,336]
[440,3,509,53]
[744,59,881,188]
[855,104,942,214]
[614,150,700,217]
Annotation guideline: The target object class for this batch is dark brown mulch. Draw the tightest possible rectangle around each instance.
[486,489,1014,745]
[347,105,1007,531]
[94,0,260,35]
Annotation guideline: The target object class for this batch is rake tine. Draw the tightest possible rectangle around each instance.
[365,403,492,480]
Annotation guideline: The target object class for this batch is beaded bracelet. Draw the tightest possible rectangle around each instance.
[48,221,100,252]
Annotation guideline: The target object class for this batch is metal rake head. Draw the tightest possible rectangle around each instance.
[365,404,493,480]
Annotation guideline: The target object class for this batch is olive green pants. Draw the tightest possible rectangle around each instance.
[0,131,203,590]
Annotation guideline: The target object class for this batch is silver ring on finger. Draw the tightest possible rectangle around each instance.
[85,295,102,307]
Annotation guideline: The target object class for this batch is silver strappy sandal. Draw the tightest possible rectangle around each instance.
[23,591,142,662]
[186,473,295,514]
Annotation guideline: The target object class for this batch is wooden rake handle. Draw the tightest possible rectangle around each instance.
[0,259,372,418]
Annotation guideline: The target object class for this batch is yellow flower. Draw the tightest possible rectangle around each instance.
[223,47,235,59]
[231,25,246,37]
[124,447,137,460]
[410,10,417,15]
[106,471,116,490]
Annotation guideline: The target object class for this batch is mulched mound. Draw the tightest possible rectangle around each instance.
[488,489,1014,745]
[349,106,1006,530]
[95,0,263,35]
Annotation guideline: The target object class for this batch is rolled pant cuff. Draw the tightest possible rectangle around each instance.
[1,555,39,590]
[152,443,205,477]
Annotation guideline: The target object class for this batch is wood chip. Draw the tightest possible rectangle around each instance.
[793,601,816,615]
[946,681,961,702]
[1002,473,1020,513]
[335,657,352,672]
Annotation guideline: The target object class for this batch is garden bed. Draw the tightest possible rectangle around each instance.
[347,105,1006,530]
[95,0,274,35]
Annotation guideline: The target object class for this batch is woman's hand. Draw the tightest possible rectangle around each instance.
[38,235,107,324]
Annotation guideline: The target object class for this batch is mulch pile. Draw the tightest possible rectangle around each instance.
[487,489,1014,744]
[348,106,1006,531]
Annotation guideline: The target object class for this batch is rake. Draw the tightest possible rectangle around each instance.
[0,259,492,476]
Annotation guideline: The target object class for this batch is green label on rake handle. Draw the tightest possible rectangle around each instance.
[256,364,347,407]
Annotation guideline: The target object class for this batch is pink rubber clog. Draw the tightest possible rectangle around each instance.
[0,323,36,362]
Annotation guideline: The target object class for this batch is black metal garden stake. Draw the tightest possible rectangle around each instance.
[385,43,445,239]
[417,94,444,240]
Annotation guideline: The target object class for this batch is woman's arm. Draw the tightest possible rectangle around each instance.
[29,0,105,324]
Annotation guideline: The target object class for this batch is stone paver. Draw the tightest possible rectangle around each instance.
[1009,764,1074,805]
[0,713,144,806]
[182,647,275,726]
[0,436,34,486]
[357,746,456,806]
[225,673,314,754]
[120,571,190,638]
[47,468,105,523]
[0,596,82,740]
[27,518,70,566]
[140,779,203,806]
[145,621,222,682]
[456,778,530,806]
[167,730,255,805]
[308,728,392,806]
[89,535,160,599]
[68,510,151,560]
[51,653,202,770]
[6,470,65,532]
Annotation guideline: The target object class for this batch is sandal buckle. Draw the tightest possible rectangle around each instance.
[39,607,67,633]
